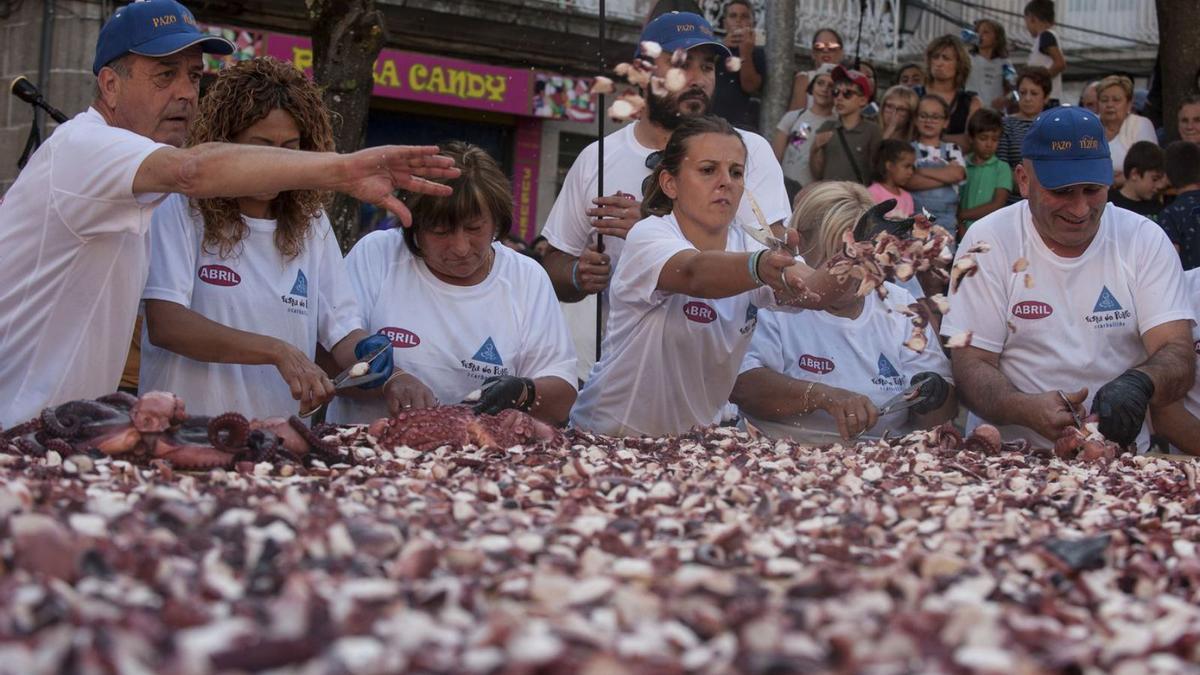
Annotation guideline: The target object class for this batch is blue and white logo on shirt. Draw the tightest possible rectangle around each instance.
[872,353,905,389]
[741,303,759,335]
[1086,284,1130,329]
[461,336,510,379]
[281,268,309,314]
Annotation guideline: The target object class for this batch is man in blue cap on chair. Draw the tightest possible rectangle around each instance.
[941,105,1195,452]
[0,0,458,426]
[539,10,789,379]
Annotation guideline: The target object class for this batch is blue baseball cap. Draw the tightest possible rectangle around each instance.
[1020,106,1112,189]
[93,0,234,75]
[638,12,732,60]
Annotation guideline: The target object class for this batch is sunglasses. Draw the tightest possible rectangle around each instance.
[814,42,841,51]
[645,151,663,170]
[833,88,862,99]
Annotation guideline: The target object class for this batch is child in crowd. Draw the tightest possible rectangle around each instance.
[966,18,1014,111]
[958,108,1012,236]
[1108,141,1167,222]
[905,94,966,233]
[897,63,925,89]
[879,85,919,142]
[810,66,882,186]
[868,139,916,220]
[1023,0,1066,104]
[1160,141,1200,271]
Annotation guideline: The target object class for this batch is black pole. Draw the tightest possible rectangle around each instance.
[855,0,867,68]
[594,0,606,364]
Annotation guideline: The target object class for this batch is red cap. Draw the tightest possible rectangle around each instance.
[832,65,873,100]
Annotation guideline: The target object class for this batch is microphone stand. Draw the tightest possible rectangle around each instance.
[12,76,69,170]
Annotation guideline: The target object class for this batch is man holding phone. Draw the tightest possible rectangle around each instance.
[711,0,767,133]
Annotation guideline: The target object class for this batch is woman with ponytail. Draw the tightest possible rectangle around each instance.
[570,116,834,437]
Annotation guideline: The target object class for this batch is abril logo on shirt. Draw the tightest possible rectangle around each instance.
[198,264,240,287]
[798,354,834,374]
[380,327,421,348]
[683,301,717,324]
[1011,300,1053,319]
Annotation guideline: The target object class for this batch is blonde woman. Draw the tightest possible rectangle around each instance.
[1097,74,1158,188]
[879,85,919,142]
[731,182,956,441]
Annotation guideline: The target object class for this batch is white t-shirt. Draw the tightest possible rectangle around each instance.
[1026,29,1063,100]
[139,194,361,418]
[541,122,790,379]
[0,108,167,426]
[740,283,951,442]
[326,229,577,424]
[776,107,835,187]
[1181,269,1200,422]
[940,202,1195,450]
[1108,115,1158,180]
[966,54,1012,108]
[569,214,779,437]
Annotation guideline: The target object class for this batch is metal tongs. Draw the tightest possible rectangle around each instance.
[739,188,791,252]
[298,341,393,418]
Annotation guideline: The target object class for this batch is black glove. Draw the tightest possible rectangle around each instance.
[909,371,950,415]
[472,376,536,415]
[1091,369,1155,447]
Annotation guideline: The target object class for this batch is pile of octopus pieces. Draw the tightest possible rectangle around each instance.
[0,392,561,470]
[0,418,1197,674]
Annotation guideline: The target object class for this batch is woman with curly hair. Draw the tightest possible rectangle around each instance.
[140,57,394,418]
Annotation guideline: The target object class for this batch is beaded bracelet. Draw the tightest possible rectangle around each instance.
[570,260,583,292]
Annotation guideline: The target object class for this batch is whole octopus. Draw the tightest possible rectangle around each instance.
[0,392,339,470]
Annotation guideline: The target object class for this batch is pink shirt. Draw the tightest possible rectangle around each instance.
[868,182,915,219]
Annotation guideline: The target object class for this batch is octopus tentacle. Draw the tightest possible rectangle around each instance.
[41,404,85,439]
[288,416,336,455]
[43,438,74,456]
[208,413,250,451]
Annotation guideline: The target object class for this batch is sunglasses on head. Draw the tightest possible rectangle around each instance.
[645,151,663,170]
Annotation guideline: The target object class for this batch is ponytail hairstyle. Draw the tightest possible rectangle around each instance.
[641,115,747,218]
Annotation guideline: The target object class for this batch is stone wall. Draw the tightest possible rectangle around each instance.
[1,0,104,196]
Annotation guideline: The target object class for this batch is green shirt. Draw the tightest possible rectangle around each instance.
[960,153,1013,229]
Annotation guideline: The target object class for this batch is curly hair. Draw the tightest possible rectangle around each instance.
[188,57,334,260]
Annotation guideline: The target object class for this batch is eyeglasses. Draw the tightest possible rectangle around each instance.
[833,88,862,99]
[882,103,907,113]
[645,151,663,170]
[814,42,841,51]
[917,112,946,121]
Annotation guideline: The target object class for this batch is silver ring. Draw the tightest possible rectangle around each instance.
[403,403,412,409]
[780,269,790,292]
[847,412,857,417]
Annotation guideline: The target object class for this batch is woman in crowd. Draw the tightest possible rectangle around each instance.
[966,18,1014,111]
[140,57,391,418]
[879,85,919,142]
[996,66,1051,172]
[570,116,838,437]
[731,182,956,442]
[773,64,835,197]
[789,28,845,111]
[897,63,925,89]
[1097,74,1158,188]
[915,35,981,148]
[327,142,578,425]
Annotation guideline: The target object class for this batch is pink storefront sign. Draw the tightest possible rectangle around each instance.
[512,118,542,242]
[266,33,532,116]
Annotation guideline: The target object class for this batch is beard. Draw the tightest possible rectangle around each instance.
[646,87,711,130]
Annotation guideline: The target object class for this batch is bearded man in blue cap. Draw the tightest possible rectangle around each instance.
[942,105,1195,452]
[0,0,459,426]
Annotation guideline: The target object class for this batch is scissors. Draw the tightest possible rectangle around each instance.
[1058,390,1086,430]
[850,382,928,440]
[298,341,392,418]
[739,188,790,251]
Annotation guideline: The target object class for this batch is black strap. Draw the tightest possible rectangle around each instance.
[835,127,866,185]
